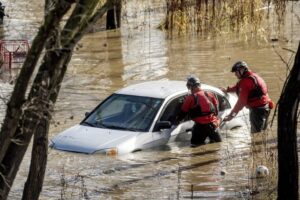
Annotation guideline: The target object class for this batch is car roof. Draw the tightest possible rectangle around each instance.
[115,80,221,99]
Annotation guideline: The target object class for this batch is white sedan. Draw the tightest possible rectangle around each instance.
[49,80,249,155]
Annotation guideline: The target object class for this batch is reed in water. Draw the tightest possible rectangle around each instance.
[161,0,287,36]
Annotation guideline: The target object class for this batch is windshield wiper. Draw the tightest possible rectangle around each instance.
[81,121,96,127]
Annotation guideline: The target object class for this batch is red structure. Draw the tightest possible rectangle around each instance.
[0,40,30,69]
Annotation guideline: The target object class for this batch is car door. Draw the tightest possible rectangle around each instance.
[151,94,193,145]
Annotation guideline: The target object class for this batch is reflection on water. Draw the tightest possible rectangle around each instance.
[1,0,299,199]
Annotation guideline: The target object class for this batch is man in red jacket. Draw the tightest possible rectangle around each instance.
[222,61,273,133]
[177,75,222,147]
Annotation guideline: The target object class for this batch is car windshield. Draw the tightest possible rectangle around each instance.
[82,94,163,132]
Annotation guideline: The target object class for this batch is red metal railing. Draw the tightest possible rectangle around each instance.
[0,40,30,69]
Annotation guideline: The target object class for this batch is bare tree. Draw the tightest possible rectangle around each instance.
[0,0,117,199]
[277,41,300,200]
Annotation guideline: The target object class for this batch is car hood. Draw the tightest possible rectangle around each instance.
[50,125,139,154]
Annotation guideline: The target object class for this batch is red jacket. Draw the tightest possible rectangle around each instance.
[181,88,219,124]
[227,71,271,115]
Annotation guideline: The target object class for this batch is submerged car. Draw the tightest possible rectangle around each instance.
[50,80,249,155]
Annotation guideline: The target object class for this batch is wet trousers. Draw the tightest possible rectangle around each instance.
[191,122,222,146]
[249,104,270,133]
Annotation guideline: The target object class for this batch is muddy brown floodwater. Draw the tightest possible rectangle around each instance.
[1,0,300,199]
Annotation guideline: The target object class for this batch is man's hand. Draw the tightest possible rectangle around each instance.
[219,87,227,93]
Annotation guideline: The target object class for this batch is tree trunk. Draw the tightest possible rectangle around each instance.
[0,0,71,165]
[0,3,72,199]
[0,0,116,199]
[22,1,115,200]
[22,114,50,200]
[277,42,300,200]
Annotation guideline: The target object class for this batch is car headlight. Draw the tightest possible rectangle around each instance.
[106,148,118,156]
[95,148,118,156]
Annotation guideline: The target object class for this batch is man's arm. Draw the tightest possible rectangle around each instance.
[224,79,252,121]
[220,84,237,94]
[226,84,238,93]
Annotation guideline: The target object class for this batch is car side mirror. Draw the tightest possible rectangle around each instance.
[155,121,172,130]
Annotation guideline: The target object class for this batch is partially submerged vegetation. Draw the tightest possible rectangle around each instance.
[161,0,288,37]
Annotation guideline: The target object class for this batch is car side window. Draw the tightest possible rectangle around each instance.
[159,95,187,124]
[219,95,231,111]
[207,91,231,112]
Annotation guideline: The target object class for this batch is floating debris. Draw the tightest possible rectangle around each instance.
[255,165,269,178]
